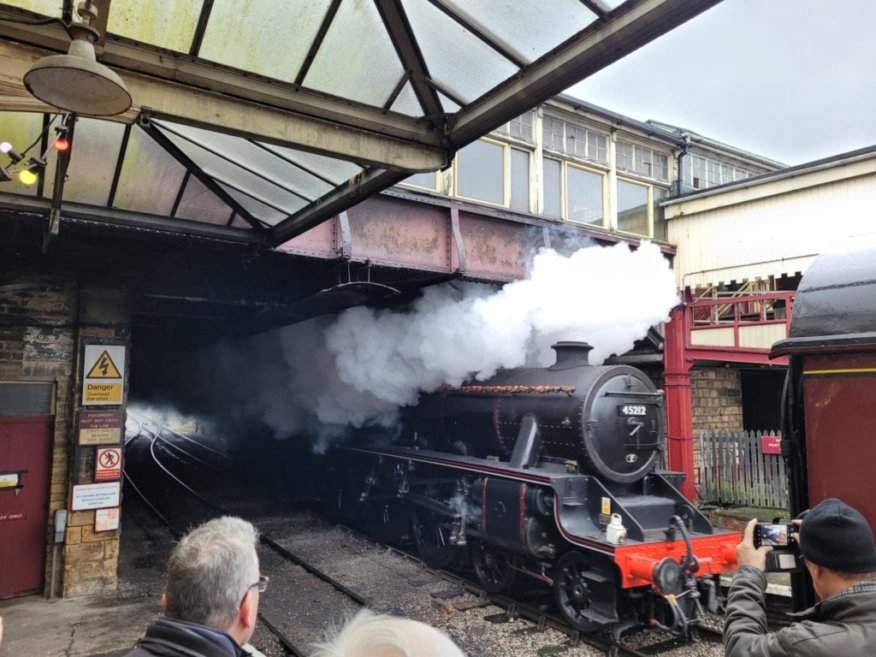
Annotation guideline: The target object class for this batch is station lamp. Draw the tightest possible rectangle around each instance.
[23,1,132,116]
[18,160,42,186]
[53,126,71,152]
[1,138,51,186]
[0,141,24,164]
[0,142,22,183]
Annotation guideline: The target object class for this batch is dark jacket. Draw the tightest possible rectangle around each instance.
[724,565,876,656]
[123,617,246,657]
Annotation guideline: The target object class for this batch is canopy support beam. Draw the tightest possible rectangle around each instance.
[451,0,722,146]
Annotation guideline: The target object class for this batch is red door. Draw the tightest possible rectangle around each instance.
[0,416,53,598]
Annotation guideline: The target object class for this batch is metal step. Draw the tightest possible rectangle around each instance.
[581,607,618,624]
[582,570,611,585]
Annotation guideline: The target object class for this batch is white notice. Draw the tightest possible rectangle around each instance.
[71,482,121,511]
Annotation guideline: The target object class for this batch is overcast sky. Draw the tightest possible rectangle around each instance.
[567,0,876,165]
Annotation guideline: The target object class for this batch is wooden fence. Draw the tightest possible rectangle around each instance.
[697,430,789,509]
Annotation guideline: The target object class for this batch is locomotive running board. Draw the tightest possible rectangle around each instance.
[340,444,736,558]
[340,444,618,554]
[341,444,564,485]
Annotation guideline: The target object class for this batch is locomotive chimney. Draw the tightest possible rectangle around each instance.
[549,341,593,370]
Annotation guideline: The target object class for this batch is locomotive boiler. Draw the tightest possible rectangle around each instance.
[327,342,739,636]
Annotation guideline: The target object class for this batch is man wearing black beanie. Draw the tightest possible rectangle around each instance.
[724,498,876,656]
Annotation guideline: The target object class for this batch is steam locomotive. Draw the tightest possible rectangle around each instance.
[326,341,738,635]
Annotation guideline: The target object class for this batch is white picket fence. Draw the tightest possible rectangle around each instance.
[698,430,789,509]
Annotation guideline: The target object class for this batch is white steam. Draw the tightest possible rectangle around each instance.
[178,242,678,446]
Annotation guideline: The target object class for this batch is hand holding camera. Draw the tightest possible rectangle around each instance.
[752,521,803,572]
[753,522,794,548]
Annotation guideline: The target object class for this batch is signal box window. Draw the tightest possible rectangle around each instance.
[567,166,604,226]
[457,139,504,205]
[652,187,669,241]
[543,158,562,219]
[617,179,649,236]
[510,148,530,212]
[404,171,437,190]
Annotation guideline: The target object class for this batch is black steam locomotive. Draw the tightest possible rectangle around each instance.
[326,342,738,635]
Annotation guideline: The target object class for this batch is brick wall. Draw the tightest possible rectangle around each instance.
[691,367,743,433]
[691,367,743,483]
[63,286,131,596]
[0,273,130,597]
[0,271,78,595]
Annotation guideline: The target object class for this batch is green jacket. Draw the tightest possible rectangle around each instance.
[724,566,876,657]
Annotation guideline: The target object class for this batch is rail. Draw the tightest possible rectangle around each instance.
[684,290,795,365]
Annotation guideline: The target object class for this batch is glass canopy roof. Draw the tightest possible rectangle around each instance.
[0,0,722,246]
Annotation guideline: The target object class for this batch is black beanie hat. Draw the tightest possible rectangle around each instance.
[800,498,876,573]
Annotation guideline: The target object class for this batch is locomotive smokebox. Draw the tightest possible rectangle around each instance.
[406,342,665,483]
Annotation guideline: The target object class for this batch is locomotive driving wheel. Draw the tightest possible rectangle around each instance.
[553,551,618,632]
[471,540,517,593]
[412,507,461,569]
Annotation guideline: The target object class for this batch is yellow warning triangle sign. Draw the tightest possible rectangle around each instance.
[87,350,122,379]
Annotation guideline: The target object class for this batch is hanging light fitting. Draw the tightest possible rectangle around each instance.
[23,1,131,116]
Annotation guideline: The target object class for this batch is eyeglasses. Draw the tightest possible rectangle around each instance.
[251,575,269,593]
[240,575,269,606]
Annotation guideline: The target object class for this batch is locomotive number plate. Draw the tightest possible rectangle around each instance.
[618,404,647,416]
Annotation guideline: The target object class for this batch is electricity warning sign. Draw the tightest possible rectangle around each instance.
[82,344,126,406]
[87,351,122,378]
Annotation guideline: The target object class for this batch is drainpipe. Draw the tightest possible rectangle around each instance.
[675,134,691,196]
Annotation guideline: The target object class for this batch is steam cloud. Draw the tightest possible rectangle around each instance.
[147,242,678,447]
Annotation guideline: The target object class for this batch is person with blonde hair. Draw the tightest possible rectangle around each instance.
[312,609,466,657]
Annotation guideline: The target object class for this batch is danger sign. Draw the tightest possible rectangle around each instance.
[95,447,122,481]
[82,344,126,406]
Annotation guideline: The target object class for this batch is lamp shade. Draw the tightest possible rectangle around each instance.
[24,37,132,116]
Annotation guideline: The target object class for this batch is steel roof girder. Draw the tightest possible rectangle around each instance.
[269,169,409,246]
[0,40,449,172]
[0,191,266,244]
[100,39,448,152]
[0,21,448,150]
[130,74,450,172]
[450,0,723,146]
[373,0,443,121]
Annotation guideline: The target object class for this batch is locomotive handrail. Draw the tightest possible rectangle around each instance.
[603,391,663,397]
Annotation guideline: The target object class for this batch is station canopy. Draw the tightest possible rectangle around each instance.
[0,0,720,248]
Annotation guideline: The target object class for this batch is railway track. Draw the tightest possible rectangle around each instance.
[121,416,734,656]
[124,418,368,657]
[332,522,725,657]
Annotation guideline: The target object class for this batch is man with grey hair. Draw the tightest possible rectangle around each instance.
[123,516,266,657]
